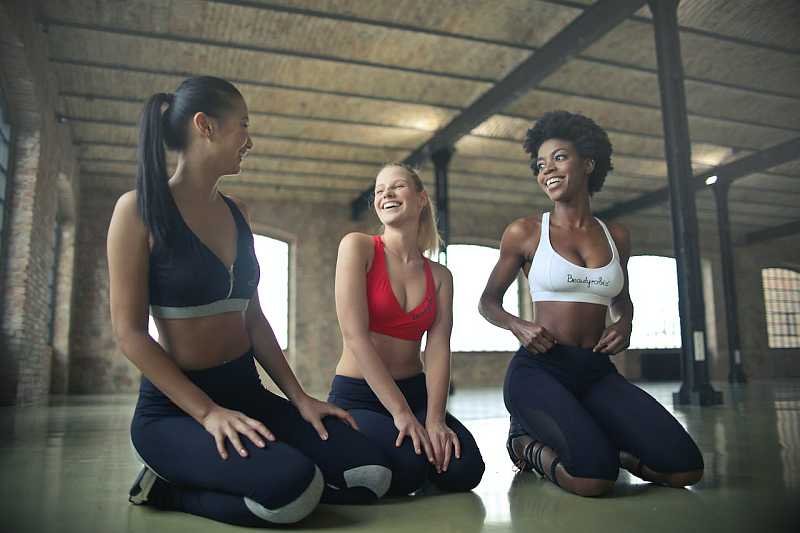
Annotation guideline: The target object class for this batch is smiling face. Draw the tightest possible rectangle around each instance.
[193,95,253,177]
[534,138,594,202]
[216,96,253,176]
[373,166,428,227]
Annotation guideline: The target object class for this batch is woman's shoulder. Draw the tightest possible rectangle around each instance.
[338,232,377,262]
[508,212,543,235]
[114,189,138,211]
[427,260,453,290]
[601,219,631,255]
[111,189,144,228]
[340,232,376,247]
[108,189,149,247]
[502,212,543,251]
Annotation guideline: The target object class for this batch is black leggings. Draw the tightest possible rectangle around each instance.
[131,351,392,527]
[328,373,485,496]
[503,345,704,481]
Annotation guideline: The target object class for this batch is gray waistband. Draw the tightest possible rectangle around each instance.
[150,298,250,319]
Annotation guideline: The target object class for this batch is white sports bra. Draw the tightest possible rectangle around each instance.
[529,212,624,306]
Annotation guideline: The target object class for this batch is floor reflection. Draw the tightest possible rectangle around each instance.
[0,382,799,532]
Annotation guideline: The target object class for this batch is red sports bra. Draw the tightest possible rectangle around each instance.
[366,236,436,341]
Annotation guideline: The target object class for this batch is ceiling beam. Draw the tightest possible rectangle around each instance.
[350,0,647,219]
[739,219,800,247]
[541,0,800,55]
[596,136,800,220]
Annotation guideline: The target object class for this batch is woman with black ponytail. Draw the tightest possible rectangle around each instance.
[107,76,391,527]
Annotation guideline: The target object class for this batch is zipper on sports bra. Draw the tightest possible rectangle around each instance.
[226,265,234,299]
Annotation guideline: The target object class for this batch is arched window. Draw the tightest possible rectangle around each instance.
[627,255,681,349]
[148,234,290,350]
[446,244,519,352]
[762,268,800,348]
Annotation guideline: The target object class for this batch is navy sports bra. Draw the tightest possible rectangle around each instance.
[149,193,260,319]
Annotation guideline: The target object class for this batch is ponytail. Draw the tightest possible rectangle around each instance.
[135,76,243,250]
[136,92,174,250]
[417,198,440,257]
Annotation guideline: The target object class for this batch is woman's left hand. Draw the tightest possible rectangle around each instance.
[593,320,632,354]
[426,420,461,474]
[295,394,359,439]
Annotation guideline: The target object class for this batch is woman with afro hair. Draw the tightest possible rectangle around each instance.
[479,111,704,497]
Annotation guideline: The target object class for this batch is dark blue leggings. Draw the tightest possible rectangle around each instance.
[328,373,485,496]
[131,351,391,527]
[504,345,704,481]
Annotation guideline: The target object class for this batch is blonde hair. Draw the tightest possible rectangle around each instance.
[378,163,441,257]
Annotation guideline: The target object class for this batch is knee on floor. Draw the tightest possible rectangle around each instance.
[244,464,323,524]
[343,463,393,499]
[644,446,704,486]
[663,469,703,487]
[389,453,429,496]
[565,476,616,497]
[434,453,486,492]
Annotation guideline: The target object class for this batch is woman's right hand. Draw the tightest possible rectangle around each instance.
[201,405,276,460]
[510,318,557,354]
[393,411,435,464]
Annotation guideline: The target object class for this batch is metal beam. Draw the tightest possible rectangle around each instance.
[541,0,800,55]
[711,180,747,383]
[597,136,800,220]
[739,219,800,246]
[432,147,454,257]
[350,0,647,219]
[649,0,721,406]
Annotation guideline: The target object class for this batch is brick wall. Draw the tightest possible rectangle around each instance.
[0,0,80,405]
[68,185,134,393]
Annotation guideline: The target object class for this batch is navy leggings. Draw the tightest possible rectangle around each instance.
[503,345,704,481]
[131,351,391,527]
[328,373,485,496]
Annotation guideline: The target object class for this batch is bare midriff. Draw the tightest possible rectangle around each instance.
[336,331,424,380]
[534,301,609,349]
[153,311,251,370]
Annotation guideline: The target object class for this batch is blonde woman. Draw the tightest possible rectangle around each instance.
[328,163,485,496]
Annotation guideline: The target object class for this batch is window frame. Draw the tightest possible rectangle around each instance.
[761,267,800,349]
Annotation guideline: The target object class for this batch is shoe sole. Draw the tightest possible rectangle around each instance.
[129,467,157,505]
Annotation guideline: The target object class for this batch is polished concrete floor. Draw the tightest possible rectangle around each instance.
[1,380,799,533]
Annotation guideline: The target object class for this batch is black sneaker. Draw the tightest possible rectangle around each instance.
[128,466,160,505]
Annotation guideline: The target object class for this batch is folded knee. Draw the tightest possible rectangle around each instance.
[343,464,393,498]
[566,477,615,497]
[244,466,323,524]
[388,456,429,496]
[436,455,485,492]
[664,469,703,487]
